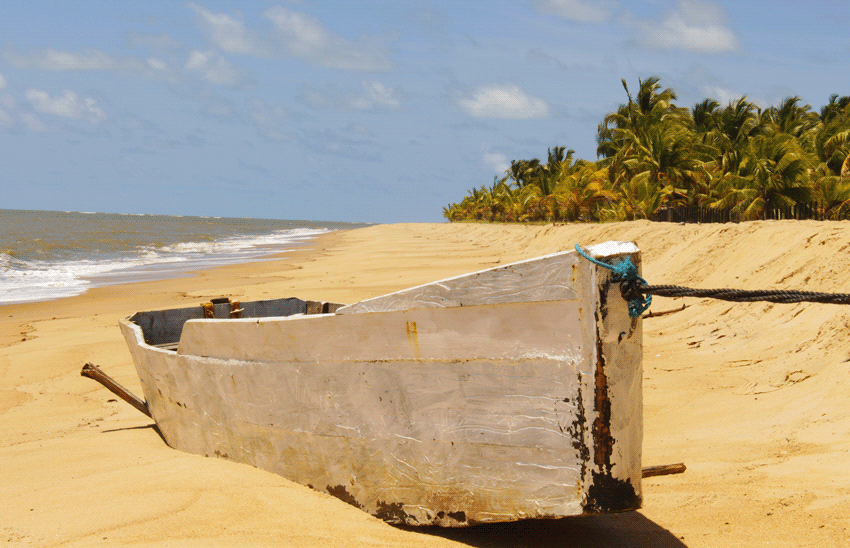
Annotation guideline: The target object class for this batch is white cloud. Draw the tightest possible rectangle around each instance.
[301,87,334,109]
[344,122,368,135]
[0,92,13,129]
[250,98,287,127]
[534,0,613,23]
[6,48,115,70]
[20,112,49,132]
[206,102,232,118]
[300,86,357,110]
[677,0,728,27]
[0,108,11,128]
[634,0,738,53]
[185,50,240,85]
[263,6,391,71]
[482,144,510,174]
[147,58,167,71]
[248,98,295,140]
[127,31,179,51]
[188,3,270,56]
[301,81,401,111]
[704,85,739,105]
[0,92,17,130]
[0,93,14,110]
[4,47,177,81]
[458,84,550,119]
[0,72,6,89]
[702,87,765,109]
[25,89,106,123]
[362,81,401,109]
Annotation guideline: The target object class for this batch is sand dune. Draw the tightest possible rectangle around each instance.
[2,220,849,546]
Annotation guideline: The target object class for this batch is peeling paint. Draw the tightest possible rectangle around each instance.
[446,511,467,523]
[326,484,362,509]
[375,500,416,523]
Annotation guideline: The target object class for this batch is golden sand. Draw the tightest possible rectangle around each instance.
[2,221,849,546]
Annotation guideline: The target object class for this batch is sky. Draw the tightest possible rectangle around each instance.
[0,1,847,224]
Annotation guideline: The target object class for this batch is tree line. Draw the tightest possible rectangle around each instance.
[443,77,850,223]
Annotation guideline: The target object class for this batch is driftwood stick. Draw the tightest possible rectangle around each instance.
[80,362,151,418]
[642,463,686,478]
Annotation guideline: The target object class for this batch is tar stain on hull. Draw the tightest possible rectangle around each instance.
[376,500,417,524]
[567,372,589,482]
[585,471,641,514]
[582,275,641,515]
[326,485,362,509]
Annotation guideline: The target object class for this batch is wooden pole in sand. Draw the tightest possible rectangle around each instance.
[80,362,151,418]
[642,463,687,478]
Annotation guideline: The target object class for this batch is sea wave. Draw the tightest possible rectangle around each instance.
[152,227,322,255]
[0,254,118,304]
[0,227,329,305]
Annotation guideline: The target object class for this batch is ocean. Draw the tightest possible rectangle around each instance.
[0,209,368,305]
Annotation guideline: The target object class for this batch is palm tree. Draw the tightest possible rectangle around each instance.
[597,77,702,211]
[812,96,850,177]
[691,98,721,136]
[444,79,850,224]
[712,133,813,219]
[820,94,850,124]
[607,171,674,220]
[764,96,820,141]
[597,76,683,160]
[711,97,766,174]
[553,164,615,221]
[507,159,543,189]
[812,166,850,219]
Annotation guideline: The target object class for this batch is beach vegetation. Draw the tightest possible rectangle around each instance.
[444,79,850,222]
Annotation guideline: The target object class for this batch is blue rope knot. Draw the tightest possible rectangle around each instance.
[574,244,652,318]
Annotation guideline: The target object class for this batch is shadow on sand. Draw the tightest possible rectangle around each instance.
[100,422,166,443]
[96,424,686,546]
[400,511,687,548]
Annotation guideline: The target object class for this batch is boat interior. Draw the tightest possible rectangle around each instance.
[128,297,345,351]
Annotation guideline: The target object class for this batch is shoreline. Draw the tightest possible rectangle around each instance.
[0,228,347,320]
[0,215,341,307]
[2,221,849,547]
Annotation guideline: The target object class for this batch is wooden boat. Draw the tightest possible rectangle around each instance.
[118,241,644,526]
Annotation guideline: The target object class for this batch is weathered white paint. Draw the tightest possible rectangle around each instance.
[335,242,639,316]
[119,241,643,526]
[585,241,639,257]
[178,300,587,363]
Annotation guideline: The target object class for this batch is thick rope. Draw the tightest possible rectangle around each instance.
[575,244,850,316]
[636,284,850,305]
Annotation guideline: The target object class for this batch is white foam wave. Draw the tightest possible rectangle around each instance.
[0,228,329,305]
[0,255,102,304]
[154,227,321,255]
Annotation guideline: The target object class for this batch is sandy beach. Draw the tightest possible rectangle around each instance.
[2,221,849,547]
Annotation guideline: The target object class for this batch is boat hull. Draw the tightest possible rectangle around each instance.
[119,242,643,526]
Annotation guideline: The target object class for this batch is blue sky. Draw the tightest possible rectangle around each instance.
[0,1,847,223]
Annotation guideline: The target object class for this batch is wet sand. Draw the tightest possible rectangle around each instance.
[2,221,848,546]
